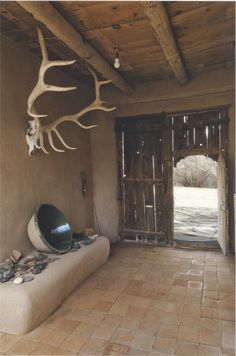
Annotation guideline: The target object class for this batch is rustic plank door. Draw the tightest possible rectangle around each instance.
[116,115,172,243]
[218,153,229,255]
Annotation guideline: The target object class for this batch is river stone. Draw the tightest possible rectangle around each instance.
[0,276,10,283]
[0,258,13,272]
[81,239,93,246]
[36,253,47,261]
[13,277,24,285]
[32,266,41,274]
[16,263,28,271]
[23,276,34,283]
[10,250,22,264]
[3,270,15,279]
[37,262,48,270]
[20,255,35,264]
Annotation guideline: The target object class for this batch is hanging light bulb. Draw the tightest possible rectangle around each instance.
[114,49,120,69]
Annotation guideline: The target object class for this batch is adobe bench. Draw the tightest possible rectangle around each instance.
[0,236,110,335]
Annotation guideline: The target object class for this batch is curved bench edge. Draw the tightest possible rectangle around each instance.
[0,236,110,335]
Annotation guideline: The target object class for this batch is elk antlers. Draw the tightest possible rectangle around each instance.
[26,27,116,155]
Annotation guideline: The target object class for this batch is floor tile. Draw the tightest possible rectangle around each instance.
[79,337,107,355]
[6,338,38,355]
[201,317,221,331]
[92,300,113,312]
[131,331,154,351]
[30,343,59,355]
[199,328,221,347]
[188,281,203,289]
[221,320,235,335]
[125,306,146,320]
[222,332,235,354]
[153,336,176,354]
[131,296,151,308]
[0,334,20,353]
[103,341,129,355]
[102,314,122,328]
[127,346,149,355]
[92,324,116,340]
[54,347,75,355]
[157,324,179,339]
[199,344,222,355]
[177,325,199,343]
[108,301,130,316]
[61,333,88,352]
[119,318,139,331]
[25,326,52,342]
[175,340,199,355]
[75,321,99,336]
[111,328,134,346]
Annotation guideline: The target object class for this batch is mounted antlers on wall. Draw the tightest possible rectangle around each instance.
[26,27,116,155]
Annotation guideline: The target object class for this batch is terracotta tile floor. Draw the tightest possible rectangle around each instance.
[0,244,235,355]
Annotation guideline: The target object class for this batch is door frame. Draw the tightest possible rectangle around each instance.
[218,152,229,255]
[116,107,229,251]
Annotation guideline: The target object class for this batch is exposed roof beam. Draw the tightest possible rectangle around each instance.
[17,1,133,95]
[143,1,188,85]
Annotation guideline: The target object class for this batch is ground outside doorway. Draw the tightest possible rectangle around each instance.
[174,155,219,250]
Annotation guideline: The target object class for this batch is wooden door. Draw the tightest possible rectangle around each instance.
[116,115,172,243]
[218,153,229,255]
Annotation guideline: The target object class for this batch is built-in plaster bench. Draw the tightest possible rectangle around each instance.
[0,236,110,335]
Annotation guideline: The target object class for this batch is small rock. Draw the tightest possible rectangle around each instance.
[10,250,22,264]
[37,262,48,270]
[71,241,81,251]
[36,253,47,262]
[81,239,93,246]
[23,275,34,283]
[16,263,28,271]
[0,270,15,283]
[0,276,10,283]
[0,258,13,272]
[28,260,37,268]
[20,255,35,264]
[89,234,98,241]
[73,231,83,240]
[32,266,41,274]
[15,271,24,277]
[3,270,15,279]
[13,277,24,285]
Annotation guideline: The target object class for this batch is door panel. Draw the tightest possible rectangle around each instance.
[218,153,229,255]
[117,116,169,242]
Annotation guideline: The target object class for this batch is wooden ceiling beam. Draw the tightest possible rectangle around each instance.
[17,1,133,95]
[143,1,188,85]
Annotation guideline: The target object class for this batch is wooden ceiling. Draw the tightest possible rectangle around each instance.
[0,1,235,90]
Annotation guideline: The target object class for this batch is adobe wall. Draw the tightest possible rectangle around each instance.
[0,35,94,261]
[90,68,235,252]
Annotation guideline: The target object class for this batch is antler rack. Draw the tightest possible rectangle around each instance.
[26,27,116,155]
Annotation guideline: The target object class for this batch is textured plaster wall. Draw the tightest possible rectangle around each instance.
[90,69,235,251]
[90,112,119,242]
[0,35,94,261]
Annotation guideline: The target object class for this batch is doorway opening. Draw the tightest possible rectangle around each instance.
[173,155,219,248]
